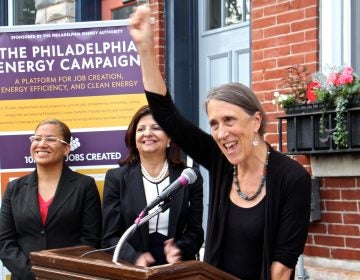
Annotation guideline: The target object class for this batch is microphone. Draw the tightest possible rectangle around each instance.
[114,168,197,263]
[144,167,197,212]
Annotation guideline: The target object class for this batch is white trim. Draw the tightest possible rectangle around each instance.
[320,0,352,69]
[0,165,118,173]
[0,127,128,136]
[0,19,129,32]
[343,0,351,65]
[320,0,343,70]
[7,0,13,26]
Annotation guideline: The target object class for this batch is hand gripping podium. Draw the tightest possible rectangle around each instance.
[30,245,239,280]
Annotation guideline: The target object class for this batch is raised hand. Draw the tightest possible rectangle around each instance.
[128,5,167,95]
[129,5,154,55]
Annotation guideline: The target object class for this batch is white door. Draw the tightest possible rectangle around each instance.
[198,0,251,245]
[199,0,251,132]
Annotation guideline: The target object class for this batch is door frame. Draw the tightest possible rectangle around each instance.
[165,0,199,123]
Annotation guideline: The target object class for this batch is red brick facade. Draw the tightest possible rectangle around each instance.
[149,0,166,77]
[251,0,360,262]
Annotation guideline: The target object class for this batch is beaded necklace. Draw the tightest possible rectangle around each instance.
[141,160,169,183]
[233,144,270,201]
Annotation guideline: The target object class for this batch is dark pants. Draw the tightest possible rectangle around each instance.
[149,232,167,265]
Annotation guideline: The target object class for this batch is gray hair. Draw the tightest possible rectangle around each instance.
[204,83,266,136]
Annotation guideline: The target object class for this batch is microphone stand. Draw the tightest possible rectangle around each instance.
[112,200,171,265]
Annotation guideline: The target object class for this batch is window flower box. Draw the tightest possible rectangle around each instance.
[274,65,360,154]
[278,101,360,154]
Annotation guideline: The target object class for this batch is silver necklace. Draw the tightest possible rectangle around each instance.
[141,161,169,183]
[233,144,270,201]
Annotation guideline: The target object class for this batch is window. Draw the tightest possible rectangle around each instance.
[15,0,35,25]
[112,4,136,20]
[351,0,360,73]
[7,0,36,25]
[320,0,359,73]
[205,0,250,30]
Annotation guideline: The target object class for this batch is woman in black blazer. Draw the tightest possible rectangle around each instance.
[102,105,204,266]
[0,119,102,280]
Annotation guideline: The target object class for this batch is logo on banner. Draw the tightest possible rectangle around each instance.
[70,136,81,151]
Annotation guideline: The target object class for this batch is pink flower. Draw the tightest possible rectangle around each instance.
[342,66,353,76]
[327,67,354,86]
[327,73,339,85]
[306,81,319,102]
[338,73,353,85]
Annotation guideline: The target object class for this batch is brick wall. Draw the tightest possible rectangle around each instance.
[305,177,360,260]
[251,0,319,151]
[149,0,166,77]
[251,0,360,264]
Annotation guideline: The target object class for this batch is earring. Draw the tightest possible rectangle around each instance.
[167,143,170,148]
[253,134,259,146]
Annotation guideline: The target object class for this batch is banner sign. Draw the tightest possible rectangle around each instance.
[0,20,147,172]
[0,20,148,279]
[0,25,142,100]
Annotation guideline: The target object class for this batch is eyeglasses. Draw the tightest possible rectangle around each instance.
[29,135,68,145]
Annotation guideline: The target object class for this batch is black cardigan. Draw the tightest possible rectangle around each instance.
[146,90,311,279]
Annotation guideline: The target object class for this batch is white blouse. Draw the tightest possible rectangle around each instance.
[143,176,170,236]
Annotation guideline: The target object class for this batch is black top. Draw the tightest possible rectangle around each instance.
[146,90,312,279]
[149,232,167,265]
[219,199,265,279]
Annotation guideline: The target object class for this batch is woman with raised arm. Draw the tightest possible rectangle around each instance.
[129,6,311,280]
[0,119,101,280]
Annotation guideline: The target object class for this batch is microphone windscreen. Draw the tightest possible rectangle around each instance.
[181,168,197,184]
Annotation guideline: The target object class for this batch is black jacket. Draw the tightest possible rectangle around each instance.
[0,165,102,280]
[101,163,204,263]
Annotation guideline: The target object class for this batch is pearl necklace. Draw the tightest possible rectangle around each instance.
[141,161,169,183]
[233,144,270,201]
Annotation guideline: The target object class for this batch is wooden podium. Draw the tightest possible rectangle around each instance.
[30,246,239,280]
